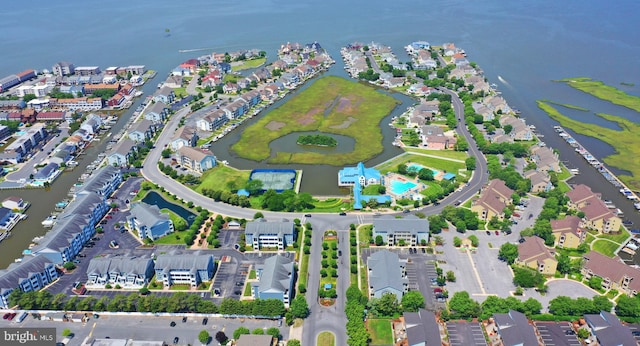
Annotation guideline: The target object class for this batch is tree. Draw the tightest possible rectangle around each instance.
[557,254,571,275]
[252,328,264,335]
[468,235,479,247]
[453,236,462,247]
[375,235,384,246]
[161,148,172,158]
[593,295,613,313]
[245,179,264,195]
[616,295,640,317]
[266,327,281,340]
[233,327,250,340]
[198,330,210,344]
[418,168,434,181]
[215,331,228,344]
[465,156,476,171]
[401,291,425,312]
[498,243,518,264]
[373,293,400,317]
[448,291,481,319]
[446,271,456,282]
[288,295,310,319]
[62,328,72,337]
[588,276,603,290]
[254,212,264,219]
[522,298,543,316]
[577,328,590,339]
[287,340,301,346]
[63,261,76,271]
[397,163,408,175]
[512,267,545,288]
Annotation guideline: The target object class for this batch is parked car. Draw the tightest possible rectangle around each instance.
[182,316,187,323]
[304,214,311,217]
[170,321,176,327]
[339,212,346,216]
[202,318,208,325]
[486,230,491,235]
[495,231,500,235]
[173,337,179,344]
[454,200,462,206]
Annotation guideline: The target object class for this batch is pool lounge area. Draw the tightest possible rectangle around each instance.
[386,173,425,200]
[390,179,418,195]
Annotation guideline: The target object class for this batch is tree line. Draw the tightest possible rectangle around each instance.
[296,134,337,147]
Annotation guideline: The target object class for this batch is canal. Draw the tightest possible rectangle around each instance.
[0,81,158,268]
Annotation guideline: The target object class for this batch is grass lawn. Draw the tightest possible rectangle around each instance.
[169,284,192,291]
[419,180,444,199]
[557,166,572,181]
[377,153,465,176]
[368,319,393,345]
[249,270,256,279]
[359,263,369,297]
[160,208,186,228]
[591,239,619,258]
[606,289,619,299]
[558,77,640,112]
[195,164,251,193]
[403,147,468,161]
[317,332,335,346]
[596,228,630,244]
[537,98,640,190]
[231,57,267,72]
[362,184,385,195]
[243,283,252,297]
[172,87,187,98]
[358,225,373,247]
[231,76,399,165]
[557,181,571,193]
[309,198,351,212]
[153,231,188,245]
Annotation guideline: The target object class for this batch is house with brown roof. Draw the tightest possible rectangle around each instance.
[499,115,533,141]
[471,179,515,221]
[515,236,557,275]
[530,145,561,173]
[523,169,552,194]
[582,251,640,296]
[566,184,622,233]
[170,126,197,151]
[551,216,585,249]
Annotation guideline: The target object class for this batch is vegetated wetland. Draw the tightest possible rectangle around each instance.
[538,78,640,190]
[231,76,399,166]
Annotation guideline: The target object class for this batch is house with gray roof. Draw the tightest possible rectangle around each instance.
[65,191,109,226]
[245,218,296,251]
[80,113,102,135]
[153,86,175,104]
[372,215,429,246]
[584,311,637,346]
[367,250,408,299]
[403,309,441,346]
[86,256,155,289]
[33,162,60,182]
[492,310,539,346]
[144,101,169,123]
[253,254,295,307]
[127,202,174,241]
[128,119,156,142]
[77,166,122,200]
[0,254,58,308]
[32,213,95,265]
[176,146,216,173]
[170,126,197,151]
[107,138,137,167]
[154,253,215,288]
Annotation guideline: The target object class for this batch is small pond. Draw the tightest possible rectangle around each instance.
[142,191,196,226]
[269,131,355,155]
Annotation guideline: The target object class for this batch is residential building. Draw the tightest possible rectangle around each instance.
[2,123,47,162]
[128,119,156,142]
[524,169,552,194]
[77,166,122,200]
[245,218,296,251]
[75,66,101,76]
[2,196,27,211]
[367,250,409,299]
[471,179,514,221]
[566,184,601,210]
[154,86,175,104]
[582,251,640,295]
[499,115,532,141]
[170,126,197,151]
[32,214,96,265]
[372,215,429,246]
[403,309,442,346]
[33,162,59,182]
[83,83,120,95]
[0,255,58,309]
[0,75,20,92]
[584,311,637,346]
[566,185,622,233]
[127,202,174,241]
[176,146,216,173]
[107,139,137,167]
[530,145,561,173]
[144,101,169,123]
[338,162,382,187]
[253,254,295,307]
[64,191,108,226]
[50,97,103,111]
[52,61,75,76]
[515,236,557,275]
[492,310,539,346]
[235,335,273,346]
[86,256,155,289]
[196,109,228,132]
[154,253,216,288]
[551,216,585,249]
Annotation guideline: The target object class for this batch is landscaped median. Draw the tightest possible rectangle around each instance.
[231,76,399,166]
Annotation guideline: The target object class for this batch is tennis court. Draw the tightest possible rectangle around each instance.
[249,169,296,192]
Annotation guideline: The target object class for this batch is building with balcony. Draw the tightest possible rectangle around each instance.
[245,218,296,251]
[372,215,429,246]
[154,253,215,288]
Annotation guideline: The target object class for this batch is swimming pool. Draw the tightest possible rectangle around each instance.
[390,180,418,195]
[15,131,26,136]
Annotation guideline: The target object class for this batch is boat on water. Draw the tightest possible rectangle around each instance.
[42,215,57,227]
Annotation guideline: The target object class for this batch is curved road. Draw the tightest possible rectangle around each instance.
[140,88,487,344]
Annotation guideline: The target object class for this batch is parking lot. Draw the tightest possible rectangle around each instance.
[218,229,242,248]
[627,324,640,344]
[446,321,487,346]
[534,321,581,346]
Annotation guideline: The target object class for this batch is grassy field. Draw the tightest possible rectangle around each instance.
[368,319,393,345]
[559,77,640,112]
[591,239,619,258]
[309,198,351,212]
[153,231,188,245]
[172,87,187,98]
[541,99,590,111]
[231,76,399,165]
[537,100,640,190]
[317,332,335,346]
[403,147,469,161]
[377,153,466,176]
[195,165,251,193]
[231,57,266,71]
[596,228,630,244]
[160,208,186,227]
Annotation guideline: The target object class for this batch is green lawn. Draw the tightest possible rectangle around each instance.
[310,198,351,212]
[403,147,469,161]
[317,332,335,346]
[368,319,393,345]
[231,76,399,165]
[173,87,187,98]
[377,153,465,176]
[591,239,619,258]
[243,283,252,297]
[195,164,251,193]
[231,57,267,72]
[249,270,256,279]
[358,225,373,247]
[160,208,186,228]
[596,228,630,244]
[153,231,188,245]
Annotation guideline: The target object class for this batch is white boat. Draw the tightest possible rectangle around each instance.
[41,215,57,227]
